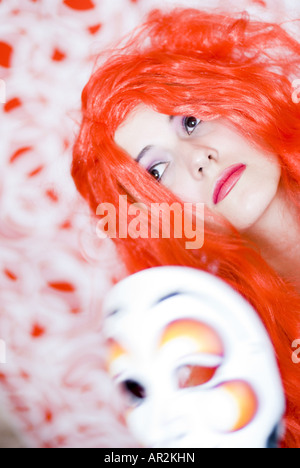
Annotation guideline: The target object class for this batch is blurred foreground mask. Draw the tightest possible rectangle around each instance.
[103,267,285,448]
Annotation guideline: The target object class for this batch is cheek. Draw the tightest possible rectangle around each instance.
[215,158,281,231]
[164,168,208,204]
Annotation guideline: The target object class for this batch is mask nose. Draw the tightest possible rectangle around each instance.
[140,395,187,448]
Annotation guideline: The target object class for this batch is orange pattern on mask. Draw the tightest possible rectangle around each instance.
[220,380,258,431]
[159,319,224,357]
[107,339,127,368]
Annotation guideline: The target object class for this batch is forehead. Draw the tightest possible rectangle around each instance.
[114,104,172,158]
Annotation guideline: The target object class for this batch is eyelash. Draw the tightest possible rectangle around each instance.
[147,161,169,182]
[182,116,202,135]
[147,116,202,182]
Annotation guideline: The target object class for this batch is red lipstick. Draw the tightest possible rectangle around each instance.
[213,164,246,205]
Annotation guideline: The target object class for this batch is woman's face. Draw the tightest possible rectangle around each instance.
[115,105,281,232]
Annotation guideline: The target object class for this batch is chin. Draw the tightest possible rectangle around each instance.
[222,213,261,233]
[222,198,275,233]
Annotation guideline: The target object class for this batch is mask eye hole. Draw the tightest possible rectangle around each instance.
[120,379,146,404]
[176,365,218,389]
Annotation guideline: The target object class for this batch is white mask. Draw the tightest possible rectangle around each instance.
[103,266,285,448]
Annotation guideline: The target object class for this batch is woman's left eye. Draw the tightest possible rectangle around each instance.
[182,116,202,135]
[147,162,169,182]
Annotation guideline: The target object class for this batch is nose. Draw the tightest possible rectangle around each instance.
[140,396,187,447]
[183,144,218,180]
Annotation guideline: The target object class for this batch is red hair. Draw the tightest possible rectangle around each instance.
[72,8,300,447]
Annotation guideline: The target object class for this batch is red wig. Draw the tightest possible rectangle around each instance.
[72,8,300,447]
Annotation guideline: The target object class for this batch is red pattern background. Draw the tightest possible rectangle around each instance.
[0,0,298,448]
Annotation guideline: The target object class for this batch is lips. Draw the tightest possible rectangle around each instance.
[213,164,246,205]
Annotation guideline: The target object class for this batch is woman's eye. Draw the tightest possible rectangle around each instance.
[176,364,218,389]
[183,116,202,135]
[120,379,146,405]
[148,162,169,182]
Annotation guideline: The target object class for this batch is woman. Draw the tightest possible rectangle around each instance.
[72,8,300,447]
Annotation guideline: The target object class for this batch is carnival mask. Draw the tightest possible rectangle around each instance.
[103,266,285,448]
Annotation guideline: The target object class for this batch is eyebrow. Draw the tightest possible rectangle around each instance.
[136,145,153,163]
[135,116,175,163]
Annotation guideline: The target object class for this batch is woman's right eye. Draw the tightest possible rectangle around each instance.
[148,162,169,182]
